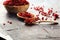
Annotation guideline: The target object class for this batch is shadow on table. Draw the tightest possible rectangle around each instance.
[25,23,38,26]
[6,12,17,18]
[6,12,24,22]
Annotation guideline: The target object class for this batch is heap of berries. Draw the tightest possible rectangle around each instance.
[18,12,40,24]
[3,0,29,6]
[19,12,34,18]
[34,6,59,20]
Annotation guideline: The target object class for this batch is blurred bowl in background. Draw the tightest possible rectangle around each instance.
[4,3,29,13]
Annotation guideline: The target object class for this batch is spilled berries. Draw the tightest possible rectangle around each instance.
[3,21,13,26]
[34,6,59,21]
[7,21,12,24]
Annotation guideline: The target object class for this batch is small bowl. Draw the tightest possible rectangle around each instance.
[17,12,35,19]
[4,3,29,13]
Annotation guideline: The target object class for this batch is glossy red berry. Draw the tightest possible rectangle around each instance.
[41,12,47,16]
[53,13,59,18]
[48,9,53,15]
[42,17,44,20]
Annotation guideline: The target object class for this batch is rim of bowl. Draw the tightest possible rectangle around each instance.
[4,3,29,7]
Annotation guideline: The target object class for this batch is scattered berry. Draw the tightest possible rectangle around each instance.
[53,13,59,18]
[3,23,5,25]
[42,17,44,20]
[9,22,12,24]
[48,9,53,15]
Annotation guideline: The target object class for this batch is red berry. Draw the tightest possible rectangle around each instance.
[34,7,39,11]
[34,6,44,12]
[9,22,12,24]
[9,2,13,6]
[42,17,44,20]
[39,7,44,12]
[48,9,53,15]
[3,23,5,25]
[41,12,47,16]
[53,13,59,18]
[3,1,10,5]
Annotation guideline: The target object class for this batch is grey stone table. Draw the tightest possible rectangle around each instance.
[0,0,60,40]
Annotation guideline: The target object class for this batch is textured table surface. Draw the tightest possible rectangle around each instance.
[0,0,60,40]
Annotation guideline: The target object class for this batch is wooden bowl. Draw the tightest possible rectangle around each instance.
[17,12,35,19]
[4,3,29,13]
